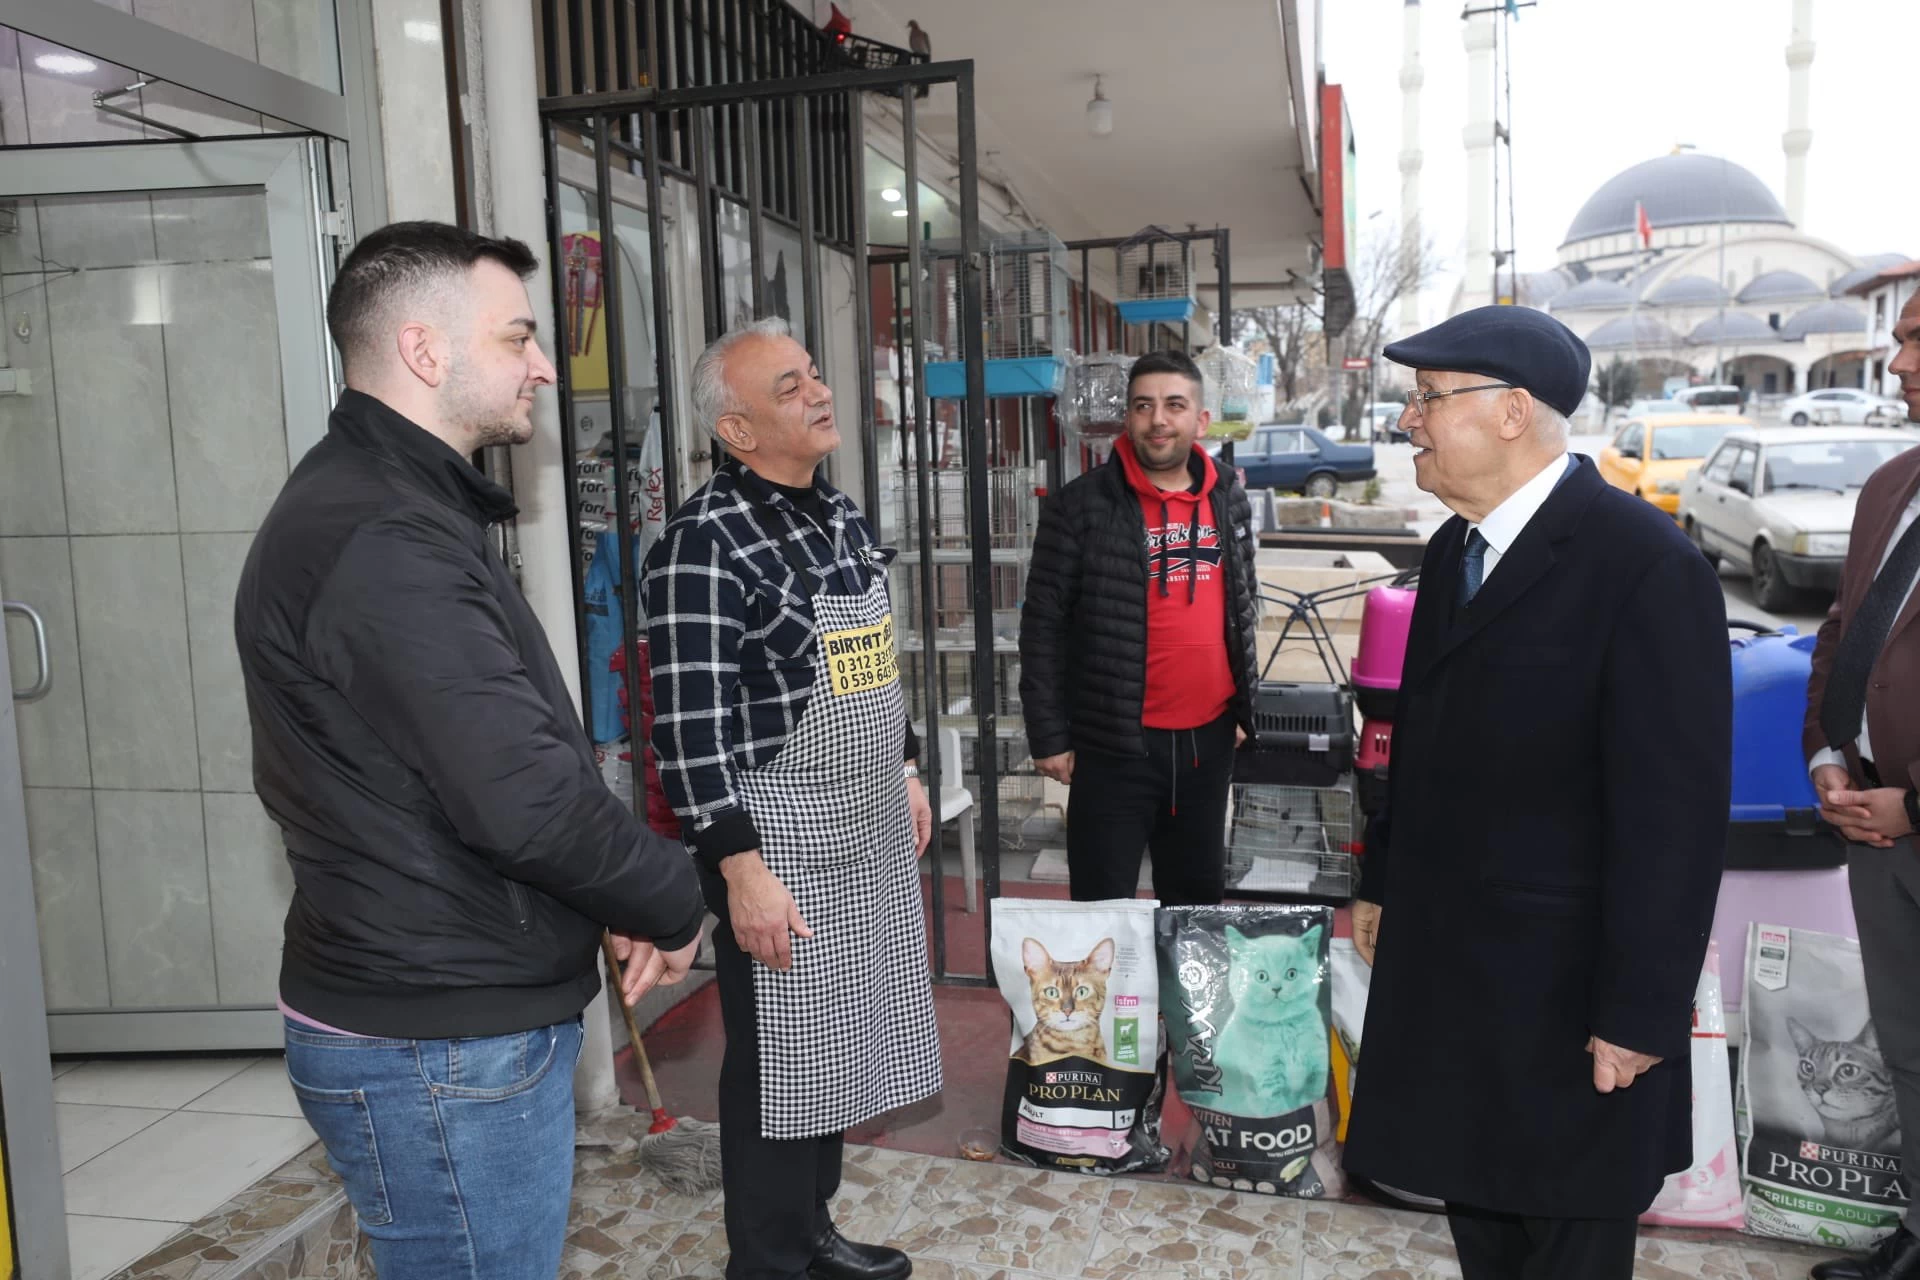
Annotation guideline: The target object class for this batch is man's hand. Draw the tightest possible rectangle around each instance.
[1035,752,1075,785]
[720,851,813,970]
[1818,777,1912,849]
[906,774,933,856]
[1351,900,1381,967]
[1588,1036,1662,1093]
[608,928,703,1005]
[1234,725,1249,749]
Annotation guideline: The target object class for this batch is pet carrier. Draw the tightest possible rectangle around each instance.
[1724,620,1844,870]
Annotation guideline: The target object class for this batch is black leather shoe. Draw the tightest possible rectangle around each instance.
[1812,1228,1920,1280]
[809,1221,911,1280]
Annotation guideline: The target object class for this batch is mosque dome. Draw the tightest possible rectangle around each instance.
[1562,154,1791,249]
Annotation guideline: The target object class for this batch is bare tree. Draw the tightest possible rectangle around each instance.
[1346,225,1443,375]
[1237,299,1317,405]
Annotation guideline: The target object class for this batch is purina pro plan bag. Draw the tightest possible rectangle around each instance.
[1158,904,1343,1198]
[1741,924,1903,1249]
[991,898,1167,1174]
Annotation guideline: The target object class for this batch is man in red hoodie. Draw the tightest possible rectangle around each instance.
[1020,350,1261,902]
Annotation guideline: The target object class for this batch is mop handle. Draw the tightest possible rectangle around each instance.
[601,931,667,1115]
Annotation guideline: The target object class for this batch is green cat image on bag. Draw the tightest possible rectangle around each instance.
[1157,904,1343,1199]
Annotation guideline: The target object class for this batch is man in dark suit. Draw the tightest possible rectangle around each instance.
[1803,288,1920,1280]
[1343,306,1732,1280]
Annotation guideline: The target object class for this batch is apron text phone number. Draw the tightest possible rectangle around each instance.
[822,617,900,696]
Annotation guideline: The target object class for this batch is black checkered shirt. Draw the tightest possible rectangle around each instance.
[641,460,913,866]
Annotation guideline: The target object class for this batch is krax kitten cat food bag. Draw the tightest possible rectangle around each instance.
[990,898,1168,1175]
[1158,904,1343,1198]
[1740,924,1900,1249]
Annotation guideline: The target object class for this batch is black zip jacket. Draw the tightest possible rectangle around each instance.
[1020,447,1261,760]
[236,390,704,1039]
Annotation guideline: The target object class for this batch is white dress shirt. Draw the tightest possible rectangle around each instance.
[1809,490,1920,776]
[1469,453,1576,584]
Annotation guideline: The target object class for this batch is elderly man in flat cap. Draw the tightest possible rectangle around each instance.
[1342,306,1731,1280]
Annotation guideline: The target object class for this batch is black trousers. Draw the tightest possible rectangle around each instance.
[1847,837,1920,1231]
[1446,1204,1638,1280]
[1066,711,1237,905]
[703,870,843,1280]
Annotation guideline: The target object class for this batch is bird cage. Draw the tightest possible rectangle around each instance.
[1061,352,1134,438]
[1114,226,1196,326]
[924,229,1072,399]
[1194,344,1257,427]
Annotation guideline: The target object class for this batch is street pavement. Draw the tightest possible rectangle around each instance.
[1366,432,1828,636]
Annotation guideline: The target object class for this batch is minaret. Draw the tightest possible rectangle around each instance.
[1398,0,1424,333]
[1459,8,1497,312]
[1783,0,1814,227]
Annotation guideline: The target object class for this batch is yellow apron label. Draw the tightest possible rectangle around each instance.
[821,615,899,696]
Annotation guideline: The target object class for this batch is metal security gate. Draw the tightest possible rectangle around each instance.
[539,58,999,982]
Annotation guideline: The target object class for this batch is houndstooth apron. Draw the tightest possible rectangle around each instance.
[736,513,942,1139]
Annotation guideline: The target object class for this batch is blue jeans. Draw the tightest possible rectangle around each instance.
[283,1016,584,1280]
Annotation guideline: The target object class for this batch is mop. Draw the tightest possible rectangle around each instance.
[598,933,723,1194]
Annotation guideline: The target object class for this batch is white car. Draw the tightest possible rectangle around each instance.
[1779,387,1907,426]
[1677,426,1918,609]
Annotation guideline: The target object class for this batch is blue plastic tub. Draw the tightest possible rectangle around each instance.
[1725,623,1844,870]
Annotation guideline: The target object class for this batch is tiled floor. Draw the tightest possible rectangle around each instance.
[49,1054,317,1280]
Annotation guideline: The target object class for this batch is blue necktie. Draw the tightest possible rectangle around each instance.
[1459,529,1489,606]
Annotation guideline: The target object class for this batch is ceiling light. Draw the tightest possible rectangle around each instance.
[403,19,441,42]
[1086,76,1112,138]
[34,53,97,76]
[881,187,902,203]
[891,208,909,218]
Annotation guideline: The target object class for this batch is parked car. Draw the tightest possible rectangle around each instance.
[1625,398,1688,417]
[1671,384,1746,412]
[1210,424,1375,498]
[1363,401,1408,442]
[1677,426,1918,609]
[1597,414,1750,516]
[1779,387,1907,426]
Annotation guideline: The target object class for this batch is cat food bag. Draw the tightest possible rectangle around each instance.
[1157,904,1343,1198]
[1642,942,1744,1229]
[991,898,1168,1175]
[1740,923,1901,1249]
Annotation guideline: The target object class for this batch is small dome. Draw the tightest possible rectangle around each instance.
[1549,278,1635,311]
[1562,154,1791,248]
[1584,314,1683,348]
[1643,274,1730,307]
[1690,313,1776,343]
[1832,256,1915,297]
[1866,252,1910,268]
[1739,270,1824,304]
[1779,302,1868,341]
[1515,268,1575,308]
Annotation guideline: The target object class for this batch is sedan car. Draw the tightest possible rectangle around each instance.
[1779,387,1907,426]
[1677,426,1918,609]
[1211,424,1375,498]
[1597,414,1749,515]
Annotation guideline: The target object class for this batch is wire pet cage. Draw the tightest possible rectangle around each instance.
[925,229,1071,399]
[1225,782,1356,902]
[1114,225,1196,326]
[1195,344,1258,428]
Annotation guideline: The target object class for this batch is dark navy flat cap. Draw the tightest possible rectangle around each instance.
[1383,305,1592,418]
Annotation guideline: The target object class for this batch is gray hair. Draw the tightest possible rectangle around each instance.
[691,317,792,436]
[1532,401,1571,446]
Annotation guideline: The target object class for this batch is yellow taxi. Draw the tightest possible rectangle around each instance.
[1597,413,1752,516]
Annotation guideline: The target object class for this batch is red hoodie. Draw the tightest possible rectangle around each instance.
[1117,436,1238,730]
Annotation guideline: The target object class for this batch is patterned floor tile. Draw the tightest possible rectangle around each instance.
[1633,1230,1835,1279]
[888,1160,1113,1274]
[1082,1181,1305,1279]
[833,1145,936,1243]
[1300,1201,1460,1280]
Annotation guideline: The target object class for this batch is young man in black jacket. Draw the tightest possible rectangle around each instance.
[236,222,705,1280]
[1019,350,1260,904]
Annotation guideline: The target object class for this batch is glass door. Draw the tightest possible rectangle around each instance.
[0,136,336,1054]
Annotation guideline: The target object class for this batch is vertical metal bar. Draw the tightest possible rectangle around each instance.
[849,89,879,514]
[745,98,766,317]
[692,105,723,341]
[642,0,660,87]
[611,0,630,92]
[595,115,646,815]
[567,0,587,93]
[902,88,948,976]
[794,94,820,354]
[641,108,683,514]
[955,63,999,941]
[544,118,599,744]
[1080,245,1092,351]
[1216,228,1232,349]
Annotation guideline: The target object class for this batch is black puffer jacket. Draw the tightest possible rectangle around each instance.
[1020,448,1260,759]
[237,391,705,1040]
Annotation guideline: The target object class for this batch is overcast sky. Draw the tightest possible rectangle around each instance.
[1321,0,1917,332]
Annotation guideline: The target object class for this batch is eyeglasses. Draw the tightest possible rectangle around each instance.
[1404,382,1512,414]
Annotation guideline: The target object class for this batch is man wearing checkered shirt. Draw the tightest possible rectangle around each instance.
[642,319,941,1280]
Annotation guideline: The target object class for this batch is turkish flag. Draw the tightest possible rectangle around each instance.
[1636,201,1653,249]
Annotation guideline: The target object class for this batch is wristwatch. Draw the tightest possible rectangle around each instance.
[903,764,920,780]
[1905,788,1919,835]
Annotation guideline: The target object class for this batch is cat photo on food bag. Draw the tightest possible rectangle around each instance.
[1015,937,1116,1066]
[1787,1019,1901,1153]
[1213,925,1328,1116]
